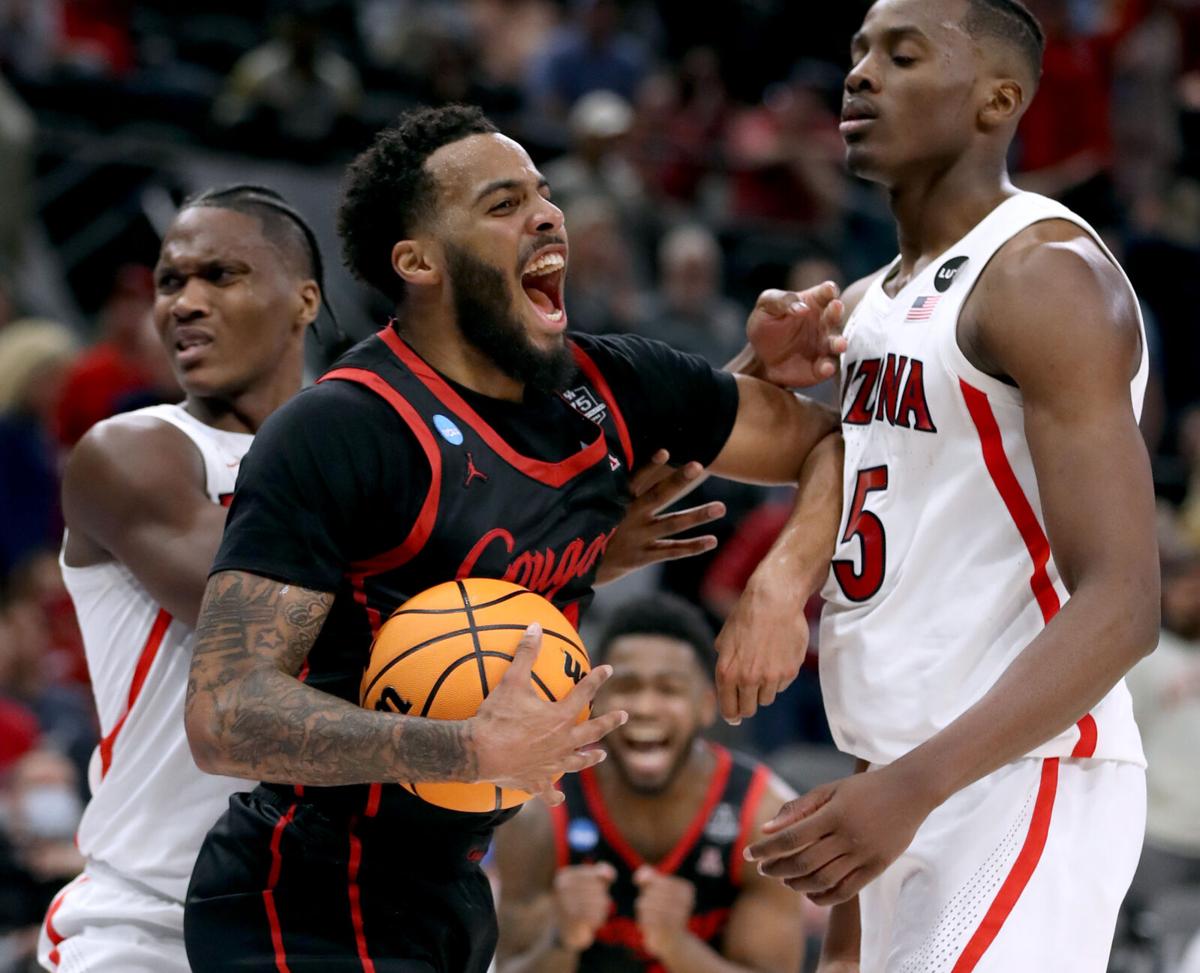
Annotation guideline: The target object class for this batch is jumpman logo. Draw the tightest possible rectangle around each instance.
[463,451,488,488]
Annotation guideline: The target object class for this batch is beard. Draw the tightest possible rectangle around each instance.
[445,244,574,395]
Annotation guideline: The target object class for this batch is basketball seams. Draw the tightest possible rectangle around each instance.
[456,580,492,699]
[387,588,530,616]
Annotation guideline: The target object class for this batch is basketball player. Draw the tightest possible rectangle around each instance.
[494,594,804,973]
[36,186,326,972]
[182,105,845,972]
[34,181,773,973]
[726,1,1159,970]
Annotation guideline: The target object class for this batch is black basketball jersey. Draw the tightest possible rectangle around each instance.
[551,744,771,972]
[247,327,677,840]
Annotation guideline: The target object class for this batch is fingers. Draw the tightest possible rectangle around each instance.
[560,662,615,716]
[639,462,707,513]
[628,449,671,497]
[807,867,870,907]
[782,851,858,895]
[756,833,845,881]
[568,708,628,749]
[716,667,741,726]
[643,535,719,562]
[755,282,840,318]
[748,805,831,862]
[503,622,543,683]
[758,791,828,837]
[649,501,724,537]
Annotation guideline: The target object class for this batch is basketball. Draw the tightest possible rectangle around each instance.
[359,578,591,813]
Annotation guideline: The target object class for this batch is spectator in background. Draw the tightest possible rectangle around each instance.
[494,595,805,972]
[558,196,644,336]
[0,72,34,274]
[637,223,743,367]
[525,0,649,128]
[1016,0,1142,229]
[723,61,845,231]
[213,2,361,154]
[56,264,178,448]
[0,749,84,970]
[466,0,562,95]
[628,50,731,214]
[1124,553,1200,924]
[0,320,77,578]
[544,90,645,225]
[0,560,96,787]
[0,0,60,82]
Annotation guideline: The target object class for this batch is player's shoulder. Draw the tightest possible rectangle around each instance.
[841,265,892,322]
[71,408,205,491]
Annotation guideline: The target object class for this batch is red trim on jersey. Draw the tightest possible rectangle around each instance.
[549,800,570,869]
[581,743,733,874]
[960,380,1098,756]
[347,818,377,973]
[98,608,172,778]
[950,758,1060,972]
[1071,714,1098,758]
[570,342,634,469]
[263,802,297,973]
[42,875,88,968]
[729,764,771,887]
[563,602,581,632]
[320,367,443,576]
[348,575,383,635]
[364,783,382,818]
[378,327,609,487]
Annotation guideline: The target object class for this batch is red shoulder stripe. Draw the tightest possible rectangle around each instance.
[549,800,570,869]
[320,367,442,576]
[729,762,772,887]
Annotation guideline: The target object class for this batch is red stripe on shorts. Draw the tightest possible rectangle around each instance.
[960,380,1097,755]
[348,818,377,972]
[263,803,297,973]
[950,758,1060,972]
[42,875,88,968]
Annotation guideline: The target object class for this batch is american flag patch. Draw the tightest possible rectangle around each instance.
[906,295,941,321]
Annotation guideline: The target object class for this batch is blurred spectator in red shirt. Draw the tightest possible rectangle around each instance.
[55,264,176,448]
[723,61,845,231]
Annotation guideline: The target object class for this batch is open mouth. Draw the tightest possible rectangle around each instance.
[520,251,566,328]
[616,726,675,777]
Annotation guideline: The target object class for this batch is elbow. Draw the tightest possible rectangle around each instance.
[184,695,230,775]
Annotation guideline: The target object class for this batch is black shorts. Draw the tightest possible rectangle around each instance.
[184,790,497,973]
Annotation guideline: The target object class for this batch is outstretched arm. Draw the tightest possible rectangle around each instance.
[747,225,1158,904]
[185,570,624,801]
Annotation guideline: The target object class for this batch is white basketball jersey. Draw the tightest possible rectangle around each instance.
[820,192,1148,768]
[64,404,255,903]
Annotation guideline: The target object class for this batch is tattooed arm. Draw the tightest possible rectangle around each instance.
[184,570,626,797]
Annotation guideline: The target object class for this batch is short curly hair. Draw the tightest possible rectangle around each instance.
[595,593,716,677]
[338,105,498,304]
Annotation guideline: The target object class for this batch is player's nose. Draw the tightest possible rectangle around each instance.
[171,278,210,320]
[528,196,564,236]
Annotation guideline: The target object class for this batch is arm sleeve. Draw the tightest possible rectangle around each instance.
[211,380,428,591]
[575,332,740,469]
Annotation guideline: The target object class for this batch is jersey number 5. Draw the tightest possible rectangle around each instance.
[833,466,888,601]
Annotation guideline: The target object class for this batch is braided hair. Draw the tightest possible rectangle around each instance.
[182,184,354,359]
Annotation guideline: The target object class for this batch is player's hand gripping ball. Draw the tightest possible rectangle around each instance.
[360,578,591,813]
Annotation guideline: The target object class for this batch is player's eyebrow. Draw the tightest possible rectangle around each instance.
[851,24,929,55]
[474,176,550,205]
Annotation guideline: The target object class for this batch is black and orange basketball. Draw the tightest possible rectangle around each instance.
[359,578,591,813]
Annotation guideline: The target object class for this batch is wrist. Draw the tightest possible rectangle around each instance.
[887,747,954,811]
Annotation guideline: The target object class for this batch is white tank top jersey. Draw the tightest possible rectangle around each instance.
[819,192,1149,768]
[62,404,255,903]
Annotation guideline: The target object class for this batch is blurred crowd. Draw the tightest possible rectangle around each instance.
[2,0,1200,970]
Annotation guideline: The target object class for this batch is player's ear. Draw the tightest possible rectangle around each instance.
[979,78,1024,131]
[392,239,442,289]
[294,280,321,331]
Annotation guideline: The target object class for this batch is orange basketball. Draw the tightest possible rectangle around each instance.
[360,578,591,813]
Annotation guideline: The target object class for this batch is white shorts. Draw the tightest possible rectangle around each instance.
[37,864,189,973]
[860,757,1146,973]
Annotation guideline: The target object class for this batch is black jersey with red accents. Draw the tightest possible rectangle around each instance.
[211,325,739,851]
[550,744,771,972]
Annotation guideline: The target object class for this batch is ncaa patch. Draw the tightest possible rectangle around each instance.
[433,414,464,446]
[568,817,600,852]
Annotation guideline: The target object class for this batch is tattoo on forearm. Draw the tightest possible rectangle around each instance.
[188,571,477,786]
